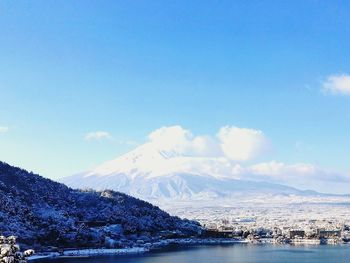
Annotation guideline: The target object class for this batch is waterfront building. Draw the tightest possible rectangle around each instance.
[289,230,305,239]
[317,229,341,238]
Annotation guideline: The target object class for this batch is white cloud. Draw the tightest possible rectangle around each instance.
[249,161,317,177]
[0,126,9,133]
[191,135,223,157]
[240,161,350,185]
[88,125,350,192]
[147,126,222,157]
[226,161,350,193]
[85,131,113,141]
[217,126,268,161]
[146,125,268,161]
[322,74,350,95]
[142,126,350,189]
[148,125,192,153]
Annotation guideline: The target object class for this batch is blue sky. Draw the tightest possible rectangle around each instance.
[1,0,350,186]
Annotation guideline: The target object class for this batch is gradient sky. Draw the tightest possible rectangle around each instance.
[1,0,350,184]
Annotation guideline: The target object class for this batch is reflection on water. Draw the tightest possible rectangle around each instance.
[37,244,350,263]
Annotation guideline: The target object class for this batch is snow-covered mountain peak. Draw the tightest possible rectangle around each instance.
[85,142,234,180]
[61,140,326,206]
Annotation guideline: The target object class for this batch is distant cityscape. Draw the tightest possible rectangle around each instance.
[173,203,350,245]
[203,221,347,245]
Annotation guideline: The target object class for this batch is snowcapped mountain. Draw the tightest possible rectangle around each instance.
[60,142,322,206]
[76,142,236,180]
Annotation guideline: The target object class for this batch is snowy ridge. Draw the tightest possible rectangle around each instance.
[0,161,200,248]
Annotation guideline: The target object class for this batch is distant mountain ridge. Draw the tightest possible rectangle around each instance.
[0,161,200,248]
[61,143,328,206]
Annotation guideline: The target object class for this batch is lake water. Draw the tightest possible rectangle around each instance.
[37,244,350,263]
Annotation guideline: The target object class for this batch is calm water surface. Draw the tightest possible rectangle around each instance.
[37,244,350,263]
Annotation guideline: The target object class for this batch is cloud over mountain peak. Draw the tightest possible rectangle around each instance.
[146,125,268,161]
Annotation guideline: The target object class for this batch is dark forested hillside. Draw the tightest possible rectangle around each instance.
[0,161,200,249]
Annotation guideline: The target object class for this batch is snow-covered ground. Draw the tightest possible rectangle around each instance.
[27,239,247,261]
[28,247,148,261]
[62,247,148,256]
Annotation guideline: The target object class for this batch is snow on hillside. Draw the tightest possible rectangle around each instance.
[0,161,200,248]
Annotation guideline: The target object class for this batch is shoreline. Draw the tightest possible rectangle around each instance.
[27,238,246,260]
[28,238,349,261]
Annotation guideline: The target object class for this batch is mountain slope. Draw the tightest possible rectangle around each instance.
[61,143,322,205]
[0,161,200,248]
